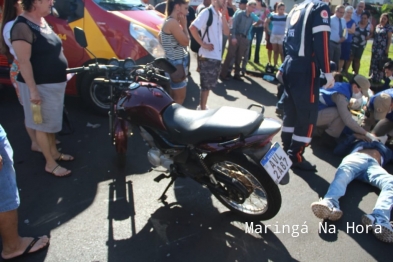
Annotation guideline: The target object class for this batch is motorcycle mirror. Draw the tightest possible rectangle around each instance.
[74,27,87,48]
[153,58,177,74]
[74,27,98,64]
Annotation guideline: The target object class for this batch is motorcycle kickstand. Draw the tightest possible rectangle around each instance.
[157,175,177,203]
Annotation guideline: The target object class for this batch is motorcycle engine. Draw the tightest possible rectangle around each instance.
[140,127,175,170]
[147,148,173,170]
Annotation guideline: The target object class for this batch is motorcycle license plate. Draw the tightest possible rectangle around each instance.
[260,142,292,184]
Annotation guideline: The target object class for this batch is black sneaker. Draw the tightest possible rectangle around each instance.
[233,75,243,81]
[219,75,230,81]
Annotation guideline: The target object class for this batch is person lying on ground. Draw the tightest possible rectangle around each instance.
[311,133,393,243]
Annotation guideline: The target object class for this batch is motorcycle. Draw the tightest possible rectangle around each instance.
[67,27,290,221]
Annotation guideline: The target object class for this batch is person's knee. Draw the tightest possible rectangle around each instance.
[379,178,393,192]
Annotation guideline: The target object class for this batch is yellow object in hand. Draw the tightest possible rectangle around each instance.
[31,104,43,124]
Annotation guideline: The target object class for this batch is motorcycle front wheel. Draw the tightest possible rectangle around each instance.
[204,152,282,221]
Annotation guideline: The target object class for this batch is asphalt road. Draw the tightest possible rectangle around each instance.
[0,55,391,262]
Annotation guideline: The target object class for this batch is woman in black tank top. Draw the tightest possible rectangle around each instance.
[11,0,73,178]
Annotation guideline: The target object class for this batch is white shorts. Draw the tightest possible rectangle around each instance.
[270,34,285,45]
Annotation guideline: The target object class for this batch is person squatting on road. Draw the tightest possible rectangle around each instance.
[363,88,393,137]
[0,125,50,260]
[311,133,393,243]
[281,0,334,171]
[357,61,393,133]
[189,0,230,110]
[315,75,379,147]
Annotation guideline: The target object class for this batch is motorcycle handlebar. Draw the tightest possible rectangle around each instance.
[66,66,88,74]
[151,72,169,82]
[66,63,169,82]
[66,64,119,74]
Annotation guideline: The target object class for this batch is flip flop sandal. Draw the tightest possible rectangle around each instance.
[57,153,74,161]
[1,237,50,261]
[48,165,71,177]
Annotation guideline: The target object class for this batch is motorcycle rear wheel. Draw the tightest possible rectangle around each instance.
[205,153,282,221]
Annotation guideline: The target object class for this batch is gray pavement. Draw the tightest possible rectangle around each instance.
[0,55,391,262]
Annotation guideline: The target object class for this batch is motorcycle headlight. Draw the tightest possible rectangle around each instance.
[129,22,165,58]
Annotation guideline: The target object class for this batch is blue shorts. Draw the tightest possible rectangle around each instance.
[0,125,20,212]
[166,56,189,90]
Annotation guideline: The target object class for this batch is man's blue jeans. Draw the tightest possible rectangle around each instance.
[324,152,393,224]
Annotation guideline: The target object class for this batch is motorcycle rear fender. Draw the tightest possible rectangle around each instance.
[238,141,272,165]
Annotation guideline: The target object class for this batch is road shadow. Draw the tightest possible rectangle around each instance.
[212,75,277,107]
[106,175,298,262]
[0,89,153,261]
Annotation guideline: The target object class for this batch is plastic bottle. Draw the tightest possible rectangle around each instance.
[31,104,43,124]
[263,75,275,82]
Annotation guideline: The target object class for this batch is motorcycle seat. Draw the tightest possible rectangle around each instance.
[162,104,264,144]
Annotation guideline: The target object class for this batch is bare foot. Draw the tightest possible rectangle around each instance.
[45,165,71,177]
[54,153,74,161]
[31,142,42,153]
[1,236,50,260]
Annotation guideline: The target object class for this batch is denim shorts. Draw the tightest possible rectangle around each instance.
[166,56,189,90]
[0,125,20,212]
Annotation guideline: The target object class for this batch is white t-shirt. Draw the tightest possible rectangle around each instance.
[191,6,223,61]
[2,20,17,59]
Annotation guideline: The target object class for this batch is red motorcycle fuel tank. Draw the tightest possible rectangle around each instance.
[118,82,173,130]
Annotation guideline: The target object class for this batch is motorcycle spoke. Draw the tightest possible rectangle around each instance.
[211,161,269,215]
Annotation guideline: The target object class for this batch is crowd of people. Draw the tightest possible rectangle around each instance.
[1,0,393,259]
[277,0,393,244]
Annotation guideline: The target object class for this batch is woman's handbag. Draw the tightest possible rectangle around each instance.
[170,64,186,83]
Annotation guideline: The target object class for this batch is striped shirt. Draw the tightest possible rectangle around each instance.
[271,14,287,35]
[160,19,188,60]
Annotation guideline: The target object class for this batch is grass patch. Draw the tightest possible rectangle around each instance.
[224,42,393,83]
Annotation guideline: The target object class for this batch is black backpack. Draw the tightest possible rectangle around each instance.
[190,7,213,53]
